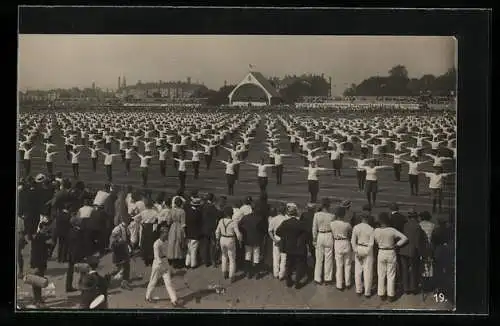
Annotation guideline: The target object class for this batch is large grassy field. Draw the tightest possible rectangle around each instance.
[18,111,456,222]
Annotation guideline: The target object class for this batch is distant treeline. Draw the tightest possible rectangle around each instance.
[343,65,456,97]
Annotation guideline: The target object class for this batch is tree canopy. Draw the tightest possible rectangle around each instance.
[344,65,456,97]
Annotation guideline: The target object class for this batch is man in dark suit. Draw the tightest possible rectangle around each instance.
[389,202,407,232]
[432,217,453,301]
[200,193,222,267]
[184,197,203,268]
[30,214,53,306]
[276,203,308,289]
[66,215,91,293]
[399,209,425,294]
[54,202,72,263]
[240,206,266,279]
[389,202,407,291]
[79,256,109,310]
[300,202,316,279]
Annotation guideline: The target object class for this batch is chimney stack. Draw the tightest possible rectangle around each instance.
[187,77,191,85]
[118,76,121,90]
[122,76,127,88]
[224,80,227,87]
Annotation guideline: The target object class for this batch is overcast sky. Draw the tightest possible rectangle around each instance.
[18,35,456,94]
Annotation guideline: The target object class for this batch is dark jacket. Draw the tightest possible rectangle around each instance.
[300,211,315,241]
[240,212,265,246]
[21,187,39,217]
[30,229,52,269]
[201,203,221,236]
[68,225,91,263]
[55,209,72,238]
[276,217,308,256]
[184,205,203,240]
[399,219,425,257]
[390,211,407,233]
[80,271,109,309]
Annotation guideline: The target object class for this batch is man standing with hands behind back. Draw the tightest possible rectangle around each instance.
[276,203,308,289]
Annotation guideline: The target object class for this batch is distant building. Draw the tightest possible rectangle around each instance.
[116,77,206,101]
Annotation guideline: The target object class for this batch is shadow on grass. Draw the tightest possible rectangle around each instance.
[180,288,216,305]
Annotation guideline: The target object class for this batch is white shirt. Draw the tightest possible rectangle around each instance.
[239,204,253,217]
[268,214,288,242]
[158,150,167,161]
[143,142,153,152]
[103,153,118,165]
[45,151,57,163]
[364,166,390,181]
[406,161,423,175]
[118,140,128,150]
[329,150,342,160]
[125,148,134,159]
[176,159,191,172]
[305,167,327,181]
[93,190,110,206]
[152,238,170,268]
[388,153,406,164]
[424,172,452,189]
[23,148,34,160]
[222,161,235,175]
[139,155,152,168]
[251,163,274,177]
[190,150,201,162]
[373,227,408,249]
[351,222,375,249]
[70,152,81,164]
[273,154,288,165]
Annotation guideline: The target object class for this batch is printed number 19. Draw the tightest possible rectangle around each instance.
[433,292,446,303]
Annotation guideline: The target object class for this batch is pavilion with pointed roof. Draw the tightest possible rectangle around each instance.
[228,70,282,106]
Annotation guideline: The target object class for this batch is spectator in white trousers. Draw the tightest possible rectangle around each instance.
[312,198,334,285]
[373,212,408,302]
[145,226,180,307]
[330,207,353,291]
[215,206,242,283]
[268,204,289,280]
[351,213,375,297]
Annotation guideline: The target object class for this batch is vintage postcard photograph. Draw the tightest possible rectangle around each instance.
[17,34,456,311]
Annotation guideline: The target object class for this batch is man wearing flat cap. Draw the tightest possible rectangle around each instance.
[276,203,308,289]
